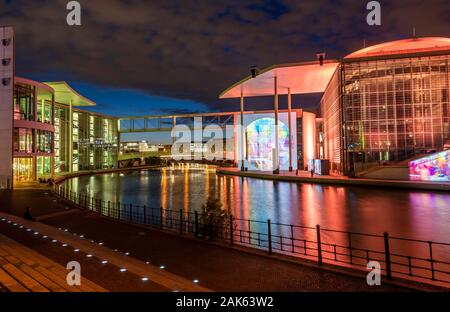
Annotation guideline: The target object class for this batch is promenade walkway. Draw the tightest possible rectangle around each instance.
[216,168,450,191]
[0,189,431,292]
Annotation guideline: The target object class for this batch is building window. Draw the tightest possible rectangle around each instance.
[36,156,51,178]
[37,130,53,153]
[14,84,34,121]
[342,56,450,172]
[13,157,33,181]
[13,128,33,153]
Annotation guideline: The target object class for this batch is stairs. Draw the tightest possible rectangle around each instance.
[0,234,107,292]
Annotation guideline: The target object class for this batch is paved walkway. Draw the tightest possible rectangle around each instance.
[0,189,428,292]
[0,213,206,292]
[217,168,450,191]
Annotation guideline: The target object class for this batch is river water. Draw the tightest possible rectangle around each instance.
[61,164,450,242]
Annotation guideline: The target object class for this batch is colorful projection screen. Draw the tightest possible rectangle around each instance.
[237,113,297,171]
[409,150,450,182]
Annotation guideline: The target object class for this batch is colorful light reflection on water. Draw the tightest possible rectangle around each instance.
[63,164,450,243]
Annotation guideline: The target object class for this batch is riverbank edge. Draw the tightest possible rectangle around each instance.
[216,168,450,192]
[50,165,449,290]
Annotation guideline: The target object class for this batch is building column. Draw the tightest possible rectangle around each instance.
[233,113,238,167]
[240,89,245,171]
[288,87,293,172]
[273,77,279,174]
[68,100,73,173]
[32,156,37,181]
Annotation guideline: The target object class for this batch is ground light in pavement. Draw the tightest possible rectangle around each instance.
[0,215,193,291]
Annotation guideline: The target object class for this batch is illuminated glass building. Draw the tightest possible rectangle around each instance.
[341,38,450,175]
[9,79,119,183]
[221,37,450,176]
[1,26,118,187]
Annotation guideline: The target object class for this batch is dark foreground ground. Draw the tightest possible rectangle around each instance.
[0,188,434,292]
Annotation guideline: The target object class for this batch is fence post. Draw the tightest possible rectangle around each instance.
[107,200,111,217]
[195,211,199,238]
[267,219,272,255]
[248,220,251,244]
[160,206,163,229]
[129,203,133,222]
[290,225,294,253]
[316,225,323,266]
[348,232,353,264]
[429,241,435,280]
[229,214,234,246]
[143,205,147,226]
[384,232,392,279]
[118,201,121,220]
[179,209,183,235]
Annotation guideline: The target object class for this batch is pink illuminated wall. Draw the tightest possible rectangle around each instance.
[302,112,316,170]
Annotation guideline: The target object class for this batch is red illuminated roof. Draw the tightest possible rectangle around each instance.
[345,37,450,59]
[219,60,339,99]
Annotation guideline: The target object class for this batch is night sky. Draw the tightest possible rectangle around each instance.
[1,0,449,117]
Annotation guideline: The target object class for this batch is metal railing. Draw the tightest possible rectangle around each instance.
[54,185,450,287]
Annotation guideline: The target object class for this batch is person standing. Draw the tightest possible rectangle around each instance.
[23,206,36,221]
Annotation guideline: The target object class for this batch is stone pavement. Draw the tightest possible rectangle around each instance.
[0,188,426,292]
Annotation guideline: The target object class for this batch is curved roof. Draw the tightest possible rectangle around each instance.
[345,37,450,59]
[219,60,340,99]
[15,76,55,102]
[15,76,54,94]
[44,81,96,106]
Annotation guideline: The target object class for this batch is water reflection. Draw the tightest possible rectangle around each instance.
[63,165,450,242]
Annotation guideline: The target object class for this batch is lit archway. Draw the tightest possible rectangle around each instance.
[245,117,289,170]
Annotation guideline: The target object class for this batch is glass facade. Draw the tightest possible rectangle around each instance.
[13,157,33,182]
[14,83,34,121]
[320,67,342,174]
[37,130,53,153]
[341,55,450,173]
[54,104,118,173]
[13,128,33,153]
[36,156,52,178]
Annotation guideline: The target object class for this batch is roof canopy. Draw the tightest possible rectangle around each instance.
[345,37,450,59]
[219,60,339,99]
[44,81,96,106]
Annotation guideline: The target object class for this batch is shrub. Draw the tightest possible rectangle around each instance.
[199,198,231,240]
[145,156,163,166]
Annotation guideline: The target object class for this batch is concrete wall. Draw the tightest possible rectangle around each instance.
[302,111,316,170]
[0,27,14,189]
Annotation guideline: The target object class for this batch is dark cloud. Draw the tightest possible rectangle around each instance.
[1,0,449,112]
